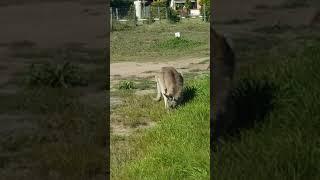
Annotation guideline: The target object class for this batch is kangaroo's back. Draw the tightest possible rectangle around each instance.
[160,67,183,99]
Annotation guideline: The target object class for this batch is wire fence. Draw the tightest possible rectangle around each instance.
[110,5,208,31]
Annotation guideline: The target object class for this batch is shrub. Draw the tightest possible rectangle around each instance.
[167,8,180,23]
[26,62,88,88]
[118,80,136,90]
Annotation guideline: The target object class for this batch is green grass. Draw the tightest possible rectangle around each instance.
[111,74,210,179]
[111,19,209,62]
[213,38,320,179]
[155,37,202,50]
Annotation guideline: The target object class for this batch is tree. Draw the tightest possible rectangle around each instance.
[199,0,210,21]
[184,0,192,16]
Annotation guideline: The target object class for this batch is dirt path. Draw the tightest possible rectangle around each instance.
[110,57,209,78]
[109,56,210,109]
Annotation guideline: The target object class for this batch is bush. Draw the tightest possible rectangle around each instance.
[26,62,88,88]
[167,8,180,23]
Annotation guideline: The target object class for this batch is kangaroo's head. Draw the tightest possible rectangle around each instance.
[163,93,179,108]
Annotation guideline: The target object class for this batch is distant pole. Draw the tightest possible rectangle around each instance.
[133,5,137,26]
[158,6,160,20]
[116,8,119,20]
[110,7,112,30]
[203,4,206,22]
[165,7,168,19]
[149,6,151,24]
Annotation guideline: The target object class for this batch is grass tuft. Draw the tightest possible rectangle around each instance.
[118,80,136,90]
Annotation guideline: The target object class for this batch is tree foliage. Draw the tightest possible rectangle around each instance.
[111,0,134,8]
[199,0,210,21]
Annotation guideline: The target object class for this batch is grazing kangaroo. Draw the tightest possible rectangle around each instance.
[211,28,236,138]
[153,67,184,109]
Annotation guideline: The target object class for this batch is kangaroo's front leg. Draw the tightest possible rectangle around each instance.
[163,93,168,109]
[153,76,162,101]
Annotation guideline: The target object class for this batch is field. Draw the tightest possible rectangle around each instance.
[110,18,210,179]
[111,19,209,63]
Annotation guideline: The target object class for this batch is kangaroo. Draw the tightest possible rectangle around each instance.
[208,29,235,70]
[211,28,236,139]
[153,67,184,109]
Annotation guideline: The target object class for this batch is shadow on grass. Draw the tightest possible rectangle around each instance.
[180,86,197,105]
[214,77,279,142]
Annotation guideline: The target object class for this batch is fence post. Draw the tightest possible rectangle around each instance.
[143,4,146,18]
[133,5,136,26]
[116,8,119,20]
[110,7,112,30]
[148,6,151,24]
[158,6,160,20]
[165,7,168,19]
[203,4,206,22]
